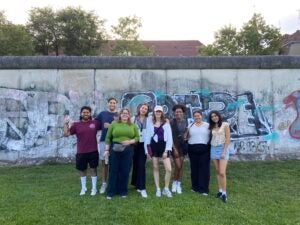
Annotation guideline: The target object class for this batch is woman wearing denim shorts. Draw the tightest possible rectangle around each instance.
[208,110,231,203]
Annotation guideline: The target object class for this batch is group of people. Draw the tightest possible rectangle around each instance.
[63,97,231,203]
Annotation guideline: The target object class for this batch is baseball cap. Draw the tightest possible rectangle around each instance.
[154,105,163,112]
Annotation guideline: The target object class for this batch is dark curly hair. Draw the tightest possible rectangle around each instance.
[172,104,186,113]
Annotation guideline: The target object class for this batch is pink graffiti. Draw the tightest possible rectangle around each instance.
[283,90,300,139]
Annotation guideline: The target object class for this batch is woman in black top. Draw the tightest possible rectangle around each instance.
[170,104,188,194]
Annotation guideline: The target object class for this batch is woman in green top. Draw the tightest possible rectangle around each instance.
[104,108,139,199]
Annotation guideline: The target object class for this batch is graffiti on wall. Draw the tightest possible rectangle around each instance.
[283,90,300,139]
[0,86,297,158]
[121,90,275,154]
[121,90,273,138]
[0,88,100,152]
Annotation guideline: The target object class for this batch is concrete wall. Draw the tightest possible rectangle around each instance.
[0,56,300,164]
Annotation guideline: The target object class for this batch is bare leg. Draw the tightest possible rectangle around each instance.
[163,157,172,188]
[91,168,97,177]
[101,161,108,183]
[173,157,181,180]
[219,159,228,192]
[213,160,221,190]
[152,157,160,189]
[79,170,87,177]
[177,157,184,181]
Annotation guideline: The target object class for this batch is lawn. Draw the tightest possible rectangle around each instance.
[0,160,299,225]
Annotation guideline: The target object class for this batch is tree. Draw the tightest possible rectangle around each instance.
[27,7,61,55]
[199,13,282,56]
[27,6,107,56]
[200,25,239,56]
[0,24,34,55]
[111,16,153,56]
[57,7,106,56]
[0,10,9,25]
[0,11,34,55]
[238,13,281,55]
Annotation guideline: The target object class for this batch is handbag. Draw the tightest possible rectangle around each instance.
[112,143,126,152]
[147,145,153,157]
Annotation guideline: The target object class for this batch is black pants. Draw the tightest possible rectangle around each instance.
[188,144,210,193]
[131,142,147,190]
[107,145,134,197]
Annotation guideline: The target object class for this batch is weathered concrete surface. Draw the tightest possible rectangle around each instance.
[1,56,300,69]
[0,56,300,164]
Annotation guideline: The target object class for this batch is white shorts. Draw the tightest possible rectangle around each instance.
[98,142,106,160]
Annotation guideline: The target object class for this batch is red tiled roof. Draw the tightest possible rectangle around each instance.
[100,40,204,56]
[142,40,204,56]
[282,30,300,46]
[281,30,300,55]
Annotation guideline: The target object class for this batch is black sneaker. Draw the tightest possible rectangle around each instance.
[221,194,228,203]
[216,192,222,198]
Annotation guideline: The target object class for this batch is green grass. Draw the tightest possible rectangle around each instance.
[0,161,299,225]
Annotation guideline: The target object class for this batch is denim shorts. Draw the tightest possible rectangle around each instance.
[211,144,229,160]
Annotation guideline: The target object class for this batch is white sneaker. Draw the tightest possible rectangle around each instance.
[140,190,148,198]
[137,189,142,193]
[156,189,161,197]
[80,188,87,196]
[99,183,107,194]
[177,185,182,194]
[91,189,97,196]
[162,188,172,197]
[171,181,177,193]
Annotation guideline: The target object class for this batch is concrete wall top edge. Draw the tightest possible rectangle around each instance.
[0,56,300,69]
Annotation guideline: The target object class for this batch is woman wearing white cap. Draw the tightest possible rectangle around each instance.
[145,105,173,197]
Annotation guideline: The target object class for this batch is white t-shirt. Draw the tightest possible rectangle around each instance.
[188,122,210,145]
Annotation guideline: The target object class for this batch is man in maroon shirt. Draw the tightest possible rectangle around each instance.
[64,106,101,196]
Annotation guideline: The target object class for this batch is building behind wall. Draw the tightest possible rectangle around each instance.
[100,40,204,56]
[281,30,300,55]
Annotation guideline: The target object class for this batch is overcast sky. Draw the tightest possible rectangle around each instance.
[1,0,300,44]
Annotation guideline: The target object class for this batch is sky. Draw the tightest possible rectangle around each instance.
[1,0,300,44]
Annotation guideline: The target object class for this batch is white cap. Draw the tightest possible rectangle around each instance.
[154,105,163,112]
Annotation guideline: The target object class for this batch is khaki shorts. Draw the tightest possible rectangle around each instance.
[98,142,106,160]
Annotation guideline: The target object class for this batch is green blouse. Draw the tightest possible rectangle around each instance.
[105,121,139,144]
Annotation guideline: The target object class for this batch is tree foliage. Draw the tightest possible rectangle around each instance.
[199,13,282,56]
[27,7,60,55]
[0,12,34,55]
[111,16,153,56]
[238,14,281,55]
[57,7,106,55]
[200,25,238,56]
[27,6,107,56]
[0,10,9,25]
